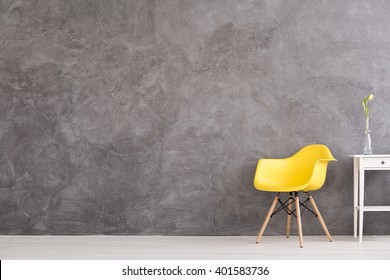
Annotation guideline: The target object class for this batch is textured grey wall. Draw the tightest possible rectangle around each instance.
[1,0,390,235]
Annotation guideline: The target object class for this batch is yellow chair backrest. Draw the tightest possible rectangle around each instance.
[254,144,336,192]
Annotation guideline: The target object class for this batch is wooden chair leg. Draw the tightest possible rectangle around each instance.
[256,195,279,244]
[295,192,303,248]
[309,195,332,242]
[286,193,293,238]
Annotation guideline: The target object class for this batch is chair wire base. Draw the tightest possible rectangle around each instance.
[271,192,317,219]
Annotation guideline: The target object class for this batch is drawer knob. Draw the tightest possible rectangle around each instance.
[382,161,386,164]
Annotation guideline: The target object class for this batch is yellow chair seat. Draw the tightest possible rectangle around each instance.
[254,144,336,192]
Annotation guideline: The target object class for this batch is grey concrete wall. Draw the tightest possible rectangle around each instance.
[1,0,390,235]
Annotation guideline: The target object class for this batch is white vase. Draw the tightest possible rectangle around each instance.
[363,116,372,155]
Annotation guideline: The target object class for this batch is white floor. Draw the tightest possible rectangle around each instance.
[0,235,389,260]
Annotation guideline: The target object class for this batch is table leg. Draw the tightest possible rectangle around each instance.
[358,160,365,242]
[353,157,358,238]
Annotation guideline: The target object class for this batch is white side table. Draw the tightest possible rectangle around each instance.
[352,154,390,242]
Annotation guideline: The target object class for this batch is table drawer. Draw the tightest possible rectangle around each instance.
[364,157,390,168]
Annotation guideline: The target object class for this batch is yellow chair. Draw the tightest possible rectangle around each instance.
[254,144,336,248]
